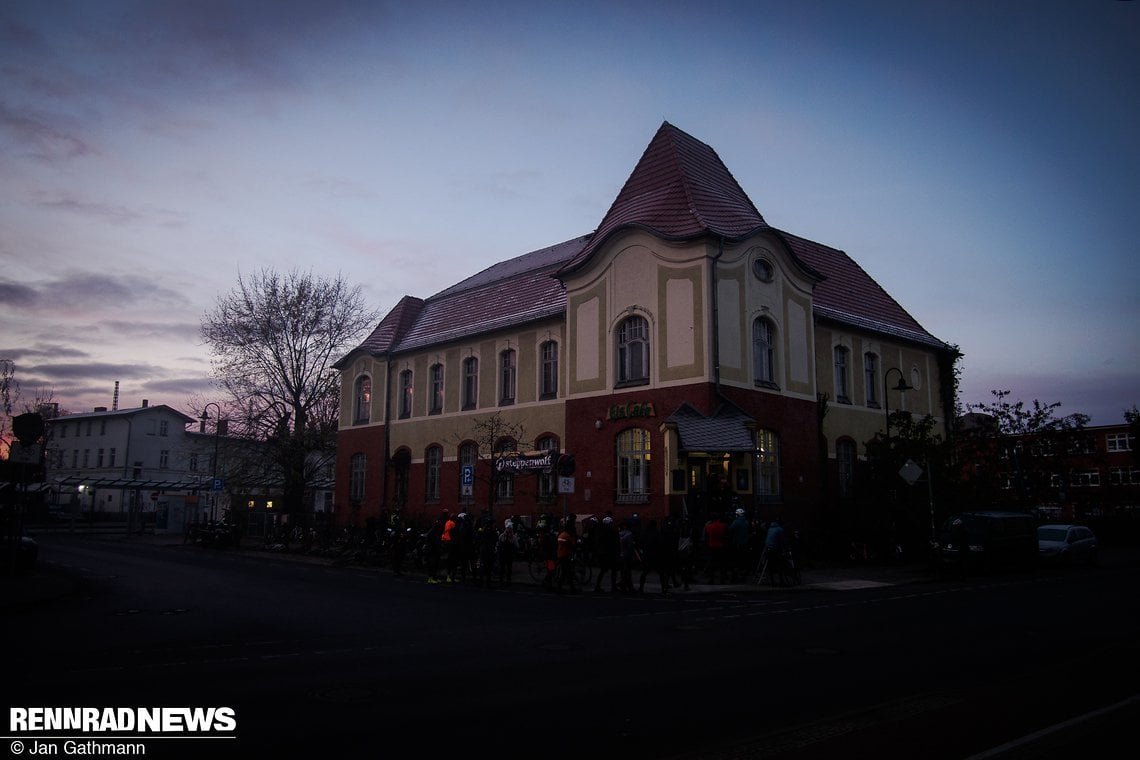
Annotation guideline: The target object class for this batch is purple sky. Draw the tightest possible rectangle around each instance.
[1,0,1137,426]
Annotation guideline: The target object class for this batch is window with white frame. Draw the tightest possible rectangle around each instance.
[1107,433,1135,452]
[499,349,517,405]
[462,357,478,410]
[834,346,850,402]
[350,453,366,502]
[864,353,879,406]
[495,437,516,501]
[752,317,776,387]
[354,375,372,423]
[1070,469,1101,487]
[616,428,651,502]
[425,445,442,501]
[540,341,558,399]
[159,450,169,469]
[399,370,413,418]
[616,315,649,385]
[537,435,558,500]
[756,429,781,500]
[429,364,444,415]
[1109,467,1140,485]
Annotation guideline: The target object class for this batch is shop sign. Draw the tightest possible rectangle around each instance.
[607,402,656,420]
[494,451,556,473]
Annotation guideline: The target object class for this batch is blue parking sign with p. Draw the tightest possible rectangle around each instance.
[461,465,474,486]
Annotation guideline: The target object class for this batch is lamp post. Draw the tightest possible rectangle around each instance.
[883,367,913,439]
[200,403,222,525]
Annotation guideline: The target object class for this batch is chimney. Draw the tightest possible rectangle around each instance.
[112,381,119,411]
[94,406,107,412]
[141,399,149,408]
[218,419,229,436]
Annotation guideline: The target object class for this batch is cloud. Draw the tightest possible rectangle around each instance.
[0,342,89,361]
[0,271,193,316]
[0,101,96,162]
[0,279,38,308]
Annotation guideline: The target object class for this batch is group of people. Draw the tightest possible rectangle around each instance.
[415,508,522,587]
[396,506,798,593]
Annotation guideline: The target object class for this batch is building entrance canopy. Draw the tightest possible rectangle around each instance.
[667,403,756,453]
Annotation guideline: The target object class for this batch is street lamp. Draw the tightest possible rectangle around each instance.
[200,403,222,525]
[883,367,913,438]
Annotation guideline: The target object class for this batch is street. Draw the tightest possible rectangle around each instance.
[5,534,1140,759]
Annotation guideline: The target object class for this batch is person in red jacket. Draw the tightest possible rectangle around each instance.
[703,512,729,584]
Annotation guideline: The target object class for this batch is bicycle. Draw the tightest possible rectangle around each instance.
[755,547,801,587]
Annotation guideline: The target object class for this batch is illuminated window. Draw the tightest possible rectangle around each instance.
[399,370,413,418]
[616,428,651,502]
[354,375,372,423]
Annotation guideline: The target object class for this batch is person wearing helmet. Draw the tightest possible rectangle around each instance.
[592,514,620,593]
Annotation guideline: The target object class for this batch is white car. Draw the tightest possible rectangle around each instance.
[1037,524,1098,566]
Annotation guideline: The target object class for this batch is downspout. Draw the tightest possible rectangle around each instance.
[382,356,393,512]
[711,235,725,399]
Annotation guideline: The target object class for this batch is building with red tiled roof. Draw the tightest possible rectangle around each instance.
[334,122,959,542]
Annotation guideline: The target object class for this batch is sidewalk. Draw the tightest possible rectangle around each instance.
[4,526,938,610]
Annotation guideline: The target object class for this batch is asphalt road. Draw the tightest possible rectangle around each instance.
[5,534,1139,760]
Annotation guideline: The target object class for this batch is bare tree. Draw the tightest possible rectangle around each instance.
[450,412,531,516]
[200,268,380,515]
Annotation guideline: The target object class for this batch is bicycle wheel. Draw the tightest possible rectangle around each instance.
[529,558,549,582]
[574,559,592,587]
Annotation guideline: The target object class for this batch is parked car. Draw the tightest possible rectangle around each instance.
[1037,524,1098,566]
[1,534,39,574]
[938,510,1038,573]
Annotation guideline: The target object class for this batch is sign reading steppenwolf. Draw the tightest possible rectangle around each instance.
[6,706,238,756]
[493,451,555,474]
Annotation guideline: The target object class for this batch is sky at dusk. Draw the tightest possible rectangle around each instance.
[1,0,1137,426]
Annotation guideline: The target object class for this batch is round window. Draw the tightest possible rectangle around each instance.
[753,258,774,282]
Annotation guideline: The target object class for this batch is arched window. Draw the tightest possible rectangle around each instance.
[425,445,442,502]
[540,341,558,399]
[756,429,781,502]
[495,437,516,502]
[616,315,649,385]
[353,375,371,423]
[752,318,776,387]
[536,434,558,501]
[864,353,879,407]
[349,453,366,503]
[462,357,479,410]
[616,428,651,502]
[499,349,517,406]
[837,438,856,499]
[429,363,444,414]
[392,449,410,508]
[399,369,414,418]
[833,346,850,403]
